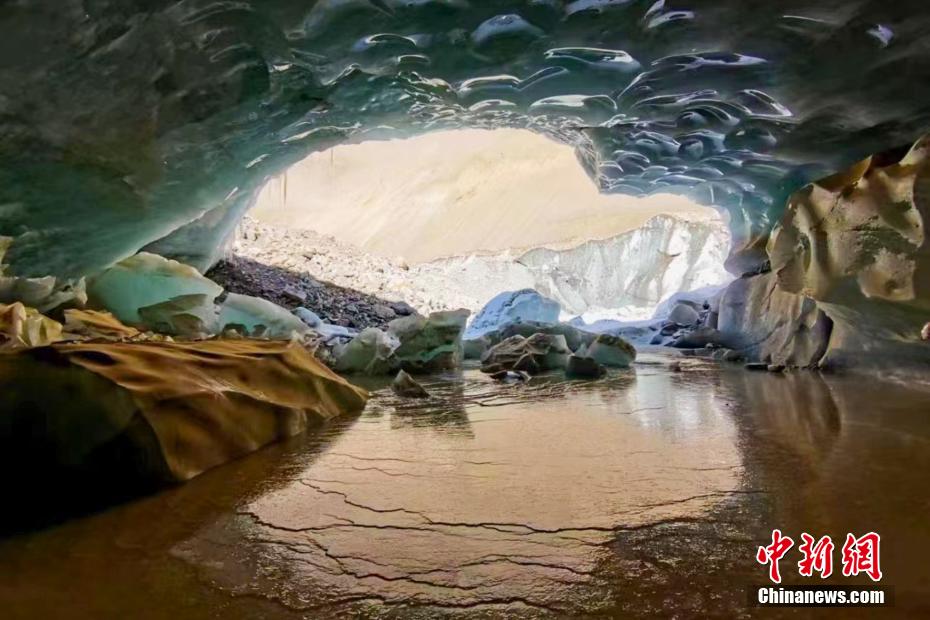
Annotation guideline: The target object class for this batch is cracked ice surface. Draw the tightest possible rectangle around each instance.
[173,358,747,614]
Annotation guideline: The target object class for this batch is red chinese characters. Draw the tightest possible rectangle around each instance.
[758,530,883,583]
[841,532,883,582]
[756,529,794,584]
[798,533,834,578]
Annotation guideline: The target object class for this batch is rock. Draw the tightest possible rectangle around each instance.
[758,137,930,370]
[670,326,728,349]
[294,307,322,328]
[87,252,223,327]
[389,301,417,316]
[465,289,560,339]
[372,303,397,320]
[491,321,596,352]
[744,362,768,371]
[717,272,831,367]
[668,302,700,327]
[652,285,727,321]
[513,352,541,374]
[649,333,665,345]
[488,369,530,382]
[334,328,399,375]
[480,333,571,374]
[767,364,787,373]
[0,340,368,485]
[585,334,636,368]
[388,309,469,373]
[282,286,307,304]
[463,335,491,360]
[392,369,430,398]
[0,303,63,349]
[218,293,309,339]
[566,355,606,379]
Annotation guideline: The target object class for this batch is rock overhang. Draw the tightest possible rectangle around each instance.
[2,0,930,279]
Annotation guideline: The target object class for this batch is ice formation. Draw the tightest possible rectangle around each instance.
[1,1,927,283]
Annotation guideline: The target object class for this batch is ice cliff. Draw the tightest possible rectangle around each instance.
[519,214,730,319]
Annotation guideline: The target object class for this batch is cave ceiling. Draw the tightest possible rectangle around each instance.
[2,0,930,277]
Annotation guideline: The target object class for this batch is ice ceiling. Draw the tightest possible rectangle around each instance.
[2,0,930,279]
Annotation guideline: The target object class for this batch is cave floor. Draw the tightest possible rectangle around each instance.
[0,354,927,619]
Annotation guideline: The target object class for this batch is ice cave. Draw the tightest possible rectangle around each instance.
[1,1,929,618]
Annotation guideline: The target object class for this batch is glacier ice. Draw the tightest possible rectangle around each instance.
[218,293,310,339]
[86,253,223,327]
[465,290,560,339]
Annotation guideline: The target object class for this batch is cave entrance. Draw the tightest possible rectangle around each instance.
[228,129,732,334]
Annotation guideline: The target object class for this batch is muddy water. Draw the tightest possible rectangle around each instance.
[1,353,928,618]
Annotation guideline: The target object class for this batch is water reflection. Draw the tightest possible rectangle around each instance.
[0,357,928,618]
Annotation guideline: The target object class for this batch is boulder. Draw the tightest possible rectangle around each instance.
[392,370,430,398]
[463,335,491,360]
[566,355,606,379]
[388,309,469,373]
[668,302,700,327]
[465,289,560,339]
[670,326,728,349]
[294,307,322,328]
[334,328,399,375]
[717,272,831,367]
[0,340,368,488]
[87,252,223,327]
[480,333,571,374]
[586,334,636,368]
[491,320,596,352]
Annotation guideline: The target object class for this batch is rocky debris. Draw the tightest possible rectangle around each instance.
[334,328,400,375]
[585,334,636,368]
[566,355,606,379]
[0,339,368,484]
[464,289,561,339]
[480,333,571,375]
[392,370,430,398]
[387,309,470,374]
[207,256,407,331]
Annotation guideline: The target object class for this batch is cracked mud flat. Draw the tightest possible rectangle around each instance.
[1,354,929,618]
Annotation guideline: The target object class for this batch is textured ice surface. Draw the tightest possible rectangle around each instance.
[218,293,310,339]
[520,214,730,318]
[86,253,223,327]
[465,289,561,338]
[2,1,929,278]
